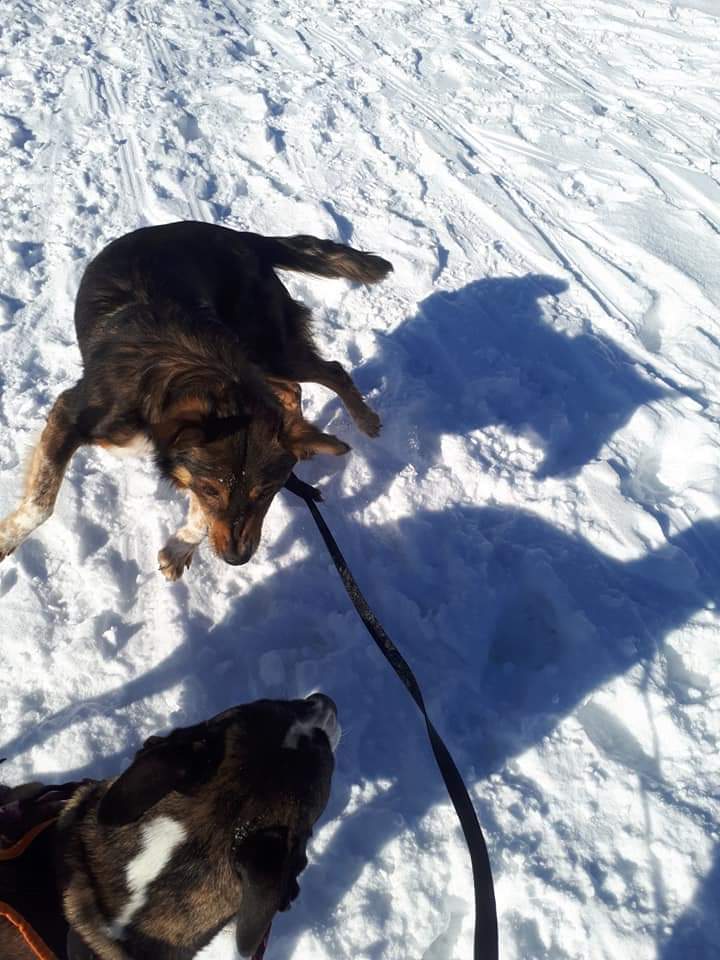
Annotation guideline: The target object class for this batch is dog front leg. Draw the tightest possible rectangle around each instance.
[158,491,208,581]
[288,357,381,437]
[0,387,81,561]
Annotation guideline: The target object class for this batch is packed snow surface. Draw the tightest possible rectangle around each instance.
[1,0,719,957]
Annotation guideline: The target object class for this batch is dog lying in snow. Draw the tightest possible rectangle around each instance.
[0,693,339,960]
[0,221,392,578]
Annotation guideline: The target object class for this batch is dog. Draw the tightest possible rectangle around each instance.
[0,693,339,959]
[0,222,392,578]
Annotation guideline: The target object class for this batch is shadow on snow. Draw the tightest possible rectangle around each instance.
[0,274,715,956]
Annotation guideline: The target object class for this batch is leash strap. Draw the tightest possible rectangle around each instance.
[285,475,499,960]
[0,819,57,863]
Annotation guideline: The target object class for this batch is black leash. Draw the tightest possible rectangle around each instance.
[284,473,498,960]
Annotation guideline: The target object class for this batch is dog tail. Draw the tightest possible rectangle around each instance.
[261,235,393,284]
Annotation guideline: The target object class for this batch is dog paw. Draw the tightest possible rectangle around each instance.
[158,538,196,581]
[356,407,382,438]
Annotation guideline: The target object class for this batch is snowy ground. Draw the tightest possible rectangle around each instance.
[1,0,720,957]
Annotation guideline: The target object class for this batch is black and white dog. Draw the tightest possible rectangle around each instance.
[0,694,339,960]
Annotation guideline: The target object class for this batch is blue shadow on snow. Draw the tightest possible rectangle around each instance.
[344,274,696,480]
[0,274,715,956]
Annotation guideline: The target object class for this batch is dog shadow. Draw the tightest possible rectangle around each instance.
[319,274,704,490]
[1,274,716,956]
[250,503,720,958]
[4,500,719,956]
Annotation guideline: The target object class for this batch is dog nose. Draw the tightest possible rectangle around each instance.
[283,694,340,752]
[222,542,255,566]
[304,692,337,719]
[222,552,247,566]
[225,520,258,566]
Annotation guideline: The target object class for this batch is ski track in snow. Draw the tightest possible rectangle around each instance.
[1,0,719,957]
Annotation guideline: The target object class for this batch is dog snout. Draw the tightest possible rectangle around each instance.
[221,520,257,565]
[303,693,340,750]
[223,515,264,566]
[304,692,337,719]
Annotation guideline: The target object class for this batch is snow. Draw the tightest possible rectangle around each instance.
[1,0,719,958]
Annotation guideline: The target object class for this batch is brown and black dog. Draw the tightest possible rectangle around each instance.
[0,222,392,578]
[0,693,339,959]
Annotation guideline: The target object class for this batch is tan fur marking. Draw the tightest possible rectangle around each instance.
[208,520,232,557]
[265,377,302,413]
[162,395,212,421]
[283,419,351,460]
[172,466,193,487]
[0,388,81,561]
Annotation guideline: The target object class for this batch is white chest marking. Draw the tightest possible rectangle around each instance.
[108,816,187,940]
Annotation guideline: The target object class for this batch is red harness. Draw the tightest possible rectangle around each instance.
[0,816,64,959]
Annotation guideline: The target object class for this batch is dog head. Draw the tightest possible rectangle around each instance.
[59,694,339,960]
[155,380,349,565]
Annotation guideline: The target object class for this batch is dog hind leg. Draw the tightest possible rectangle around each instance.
[0,387,82,561]
[158,491,207,581]
[286,356,381,437]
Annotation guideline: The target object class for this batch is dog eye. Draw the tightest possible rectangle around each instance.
[196,481,219,498]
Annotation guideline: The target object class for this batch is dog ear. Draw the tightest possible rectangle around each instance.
[269,377,349,459]
[281,420,351,460]
[265,377,302,415]
[151,396,210,449]
[97,731,223,827]
[233,827,308,958]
